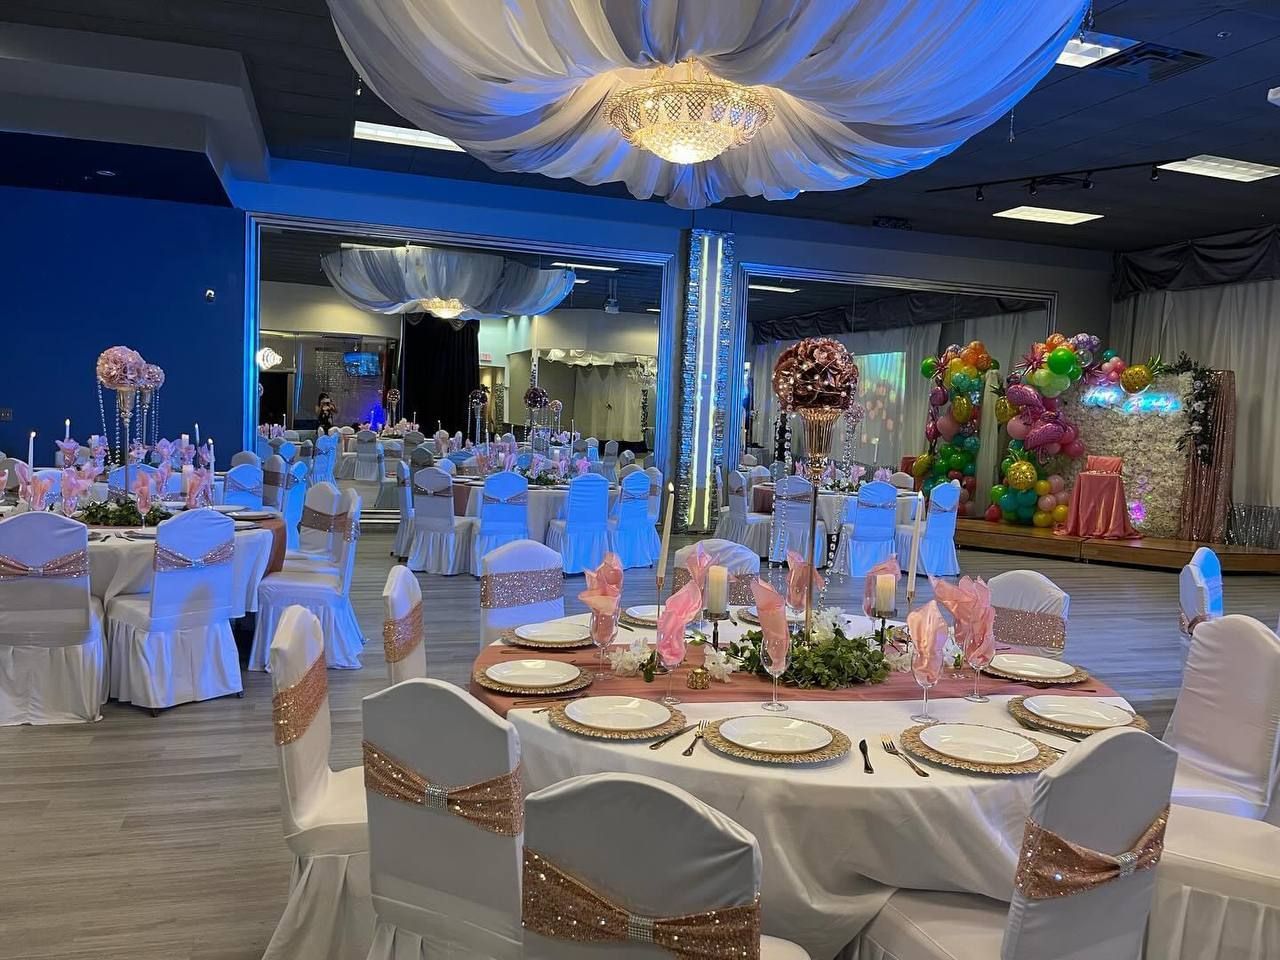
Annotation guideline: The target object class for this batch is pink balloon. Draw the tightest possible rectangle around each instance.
[930,386,948,407]
[1038,495,1056,511]
[1107,370,1121,383]
[1042,442,1062,456]
[1048,474,1065,493]
[1059,423,1078,445]
[924,420,939,441]
[1064,440,1086,458]
[1005,384,1041,409]
[1056,491,1071,507]
[1006,416,1030,440]
[937,414,959,440]
[1113,359,1127,372]
[959,488,970,503]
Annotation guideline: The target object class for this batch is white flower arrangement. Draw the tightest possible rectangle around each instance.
[608,646,648,678]
[703,646,737,682]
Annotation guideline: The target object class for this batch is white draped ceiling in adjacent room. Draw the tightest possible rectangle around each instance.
[329,0,1087,208]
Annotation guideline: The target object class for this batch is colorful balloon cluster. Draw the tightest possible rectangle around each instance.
[913,340,995,517]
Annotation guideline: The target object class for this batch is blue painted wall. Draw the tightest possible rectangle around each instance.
[0,187,245,464]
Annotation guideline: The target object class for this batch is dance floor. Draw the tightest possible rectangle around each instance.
[2,529,1277,960]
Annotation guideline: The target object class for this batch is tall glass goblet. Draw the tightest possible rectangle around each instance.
[964,634,993,704]
[659,644,683,706]
[911,642,944,724]
[589,608,618,681]
[761,633,790,713]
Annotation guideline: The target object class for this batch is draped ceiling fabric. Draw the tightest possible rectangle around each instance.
[328,0,1088,209]
[321,246,575,320]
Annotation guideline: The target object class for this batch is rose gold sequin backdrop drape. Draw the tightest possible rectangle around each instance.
[1177,371,1235,543]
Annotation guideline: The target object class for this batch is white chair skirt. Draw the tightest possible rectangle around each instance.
[105,600,241,709]
[374,477,399,510]
[609,521,659,570]
[365,896,522,960]
[336,452,357,480]
[894,527,960,577]
[849,889,1005,960]
[0,610,106,725]
[713,514,773,557]
[833,529,892,578]
[545,521,611,575]
[250,574,364,670]
[355,458,382,482]
[771,521,830,568]
[407,521,474,577]
[394,514,415,559]
[261,850,375,960]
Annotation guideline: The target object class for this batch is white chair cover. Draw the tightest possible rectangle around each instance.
[0,512,104,724]
[282,461,309,551]
[988,570,1070,658]
[471,471,531,576]
[393,460,415,560]
[106,508,242,710]
[768,475,829,567]
[831,480,895,576]
[355,430,384,482]
[222,462,264,509]
[230,450,260,468]
[857,728,1177,960]
[262,453,287,510]
[896,483,960,576]
[740,454,759,467]
[618,463,643,481]
[404,431,425,447]
[1165,615,1280,824]
[545,473,611,574]
[1179,547,1224,642]
[714,469,772,557]
[252,490,365,671]
[603,440,618,458]
[435,457,457,476]
[278,440,299,463]
[407,467,475,576]
[889,471,914,490]
[286,481,343,572]
[644,466,663,523]
[313,432,339,485]
[363,678,523,960]
[480,539,564,646]
[746,464,772,493]
[672,538,760,603]
[283,430,301,441]
[381,565,426,686]
[261,607,373,960]
[523,772,809,960]
[609,469,659,570]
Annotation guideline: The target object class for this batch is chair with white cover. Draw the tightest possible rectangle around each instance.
[278,440,299,464]
[286,481,343,574]
[363,678,523,960]
[671,539,760,603]
[1164,615,1280,824]
[644,466,663,523]
[471,471,531,576]
[105,508,242,712]
[407,467,476,576]
[403,430,425,448]
[740,453,759,467]
[107,463,156,495]
[354,430,384,482]
[545,473,611,575]
[392,460,414,560]
[609,469,659,570]
[222,463,264,509]
[336,430,357,480]
[746,464,771,492]
[261,606,373,960]
[480,539,564,646]
[618,463,643,481]
[0,513,104,724]
[856,727,1176,960]
[889,471,914,490]
[381,565,425,685]
[895,482,960,576]
[283,430,300,441]
[1178,546,1224,641]
[313,432,339,485]
[714,470,772,557]
[281,461,309,550]
[252,490,365,671]
[831,480,895,576]
[988,570,1071,658]
[603,439,618,459]
[768,475,828,567]
[262,453,287,510]
[230,450,260,468]
[409,443,434,470]
[522,772,809,960]
[435,456,456,476]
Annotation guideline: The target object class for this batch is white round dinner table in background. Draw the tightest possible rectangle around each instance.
[455,480,620,543]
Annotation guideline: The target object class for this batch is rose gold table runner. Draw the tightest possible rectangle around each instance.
[752,486,774,514]
[255,517,287,574]
[470,643,1117,718]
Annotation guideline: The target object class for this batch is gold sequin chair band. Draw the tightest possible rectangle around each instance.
[154,539,235,572]
[1178,611,1211,637]
[774,492,814,503]
[992,606,1067,653]
[619,490,649,503]
[670,568,757,606]
[300,507,361,542]
[483,491,530,505]
[224,476,263,496]
[480,567,563,609]
[928,503,958,514]
[263,469,285,489]
[412,483,455,498]
[383,601,424,663]
[0,547,90,581]
[860,500,897,509]
[1014,805,1168,900]
[272,654,328,745]
[362,741,524,837]
[522,850,761,959]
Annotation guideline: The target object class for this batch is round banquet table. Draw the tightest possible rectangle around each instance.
[453,480,620,543]
[471,611,1128,958]
[752,482,918,529]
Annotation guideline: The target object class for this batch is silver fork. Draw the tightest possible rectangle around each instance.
[881,735,930,777]
[682,720,709,757]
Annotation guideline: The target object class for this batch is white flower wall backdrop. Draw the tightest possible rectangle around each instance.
[1058,372,1190,537]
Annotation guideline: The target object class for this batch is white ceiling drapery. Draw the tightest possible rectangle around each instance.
[328,0,1087,209]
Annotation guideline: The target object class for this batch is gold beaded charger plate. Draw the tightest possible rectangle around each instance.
[549,698,687,741]
[900,723,1057,775]
[737,606,805,627]
[1009,696,1148,736]
[703,717,851,765]
[982,657,1090,686]
[472,663,593,697]
[505,620,594,650]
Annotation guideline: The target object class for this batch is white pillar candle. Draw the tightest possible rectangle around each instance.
[875,573,895,614]
[657,483,675,587]
[705,565,729,616]
[180,433,189,446]
[28,431,35,466]
[906,492,925,602]
[194,423,200,446]
[65,418,71,440]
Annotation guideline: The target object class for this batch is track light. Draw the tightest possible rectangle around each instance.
[1083,172,1094,190]
[975,185,985,201]
[1027,179,1038,197]
[1150,164,1160,182]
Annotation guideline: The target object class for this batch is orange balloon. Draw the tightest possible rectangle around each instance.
[968,340,984,352]
[960,347,979,366]
[976,353,992,372]
[1046,333,1067,348]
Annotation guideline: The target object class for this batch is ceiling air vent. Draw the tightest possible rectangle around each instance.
[872,215,913,231]
[1091,43,1211,82]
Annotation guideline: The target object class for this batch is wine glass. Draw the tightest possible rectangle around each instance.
[911,643,943,724]
[964,636,993,704]
[659,644,683,706]
[761,633,790,713]
[588,609,617,681]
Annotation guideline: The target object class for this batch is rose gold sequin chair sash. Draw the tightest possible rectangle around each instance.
[619,490,649,503]
[362,741,524,837]
[483,491,529,505]
[300,507,360,542]
[383,600,424,663]
[927,503,958,514]
[154,539,235,572]
[993,606,1067,653]
[412,483,454,498]
[522,850,760,959]
[272,654,328,745]
[263,468,285,489]
[774,492,813,503]
[0,548,90,581]
[480,567,563,609]
[1015,805,1168,900]
[224,476,263,496]
[1178,611,1211,637]
[670,568,757,606]
[859,500,897,509]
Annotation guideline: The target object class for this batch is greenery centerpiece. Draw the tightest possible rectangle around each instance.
[726,608,891,690]
[80,499,172,527]
[519,469,560,488]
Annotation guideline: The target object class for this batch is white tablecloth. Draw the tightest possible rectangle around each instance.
[88,479,226,504]
[755,483,918,529]
[458,482,620,543]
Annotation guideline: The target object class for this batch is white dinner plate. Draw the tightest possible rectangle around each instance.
[123,529,158,539]
[1023,696,1133,730]
[233,510,277,520]
[989,653,1076,680]
[233,520,256,530]
[746,605,804,623]
[513,621,592,645]
[719,716,833,754]
[208,504,241,514]
[625,605,660,623]
[484,659,580,688]
[565,696,671,731]
[919,724,1039,765]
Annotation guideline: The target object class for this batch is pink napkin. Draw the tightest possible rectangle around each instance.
[13,461,33,504]
[155,462,173,496]
[198,442,215,470]
[26,473,52,511]
[55,439,79,466]
[684,542,713,589]
[575,458,591,476]
[578,553,624,643]
[187,468,212,509]
[851,464,867,484]
[132,471,153,513]
[874,467,892,482]
[861,555,901,617]
[657,578,701,667]
[751,577,792,671]
[531,453,546,477]
[153,439,174,463]
[556,458,568,479]
[178,442,196,466]
[503,451,516,472]
[786,548,825,610]
[931,576,995,666]
[907,600,948,686]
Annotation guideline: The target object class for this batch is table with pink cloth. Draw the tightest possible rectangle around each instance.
[473,610,1128,958]
[452,480,620,544]
[1061,471,1140,539]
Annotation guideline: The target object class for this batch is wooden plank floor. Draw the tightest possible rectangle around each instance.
[2,529,1277,959]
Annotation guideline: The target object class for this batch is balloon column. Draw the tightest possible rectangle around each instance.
[912,341,995,517]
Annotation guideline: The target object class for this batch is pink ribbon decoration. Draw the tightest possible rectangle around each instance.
[786,549,825,610]
[874,467,892,483]
[751,577,792,671]
[656,578,701,668]
[178,442,196,466]
[578,553,624,643]
[131,471,153,513]
[155,462,173,497]
[153,438,174,462]
[575,458,591,476]
[931,575,996,667]
[861,555,901,617]
[684,542,713,590]
[531,454,546,477]
[13,460,32,503]
[907,600,949,686]
[503,451,516,472]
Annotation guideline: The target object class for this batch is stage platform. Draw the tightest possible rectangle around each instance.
[954,519,1280,574]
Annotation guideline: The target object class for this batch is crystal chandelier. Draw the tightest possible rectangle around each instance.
[418,297,467,319]
[605,59,773,165]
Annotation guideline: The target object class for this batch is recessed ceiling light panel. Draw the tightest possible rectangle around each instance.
[352,121,464,152]
[1055,31,1138,68]
[747,283,801,293]
[993,205,1103,225]
[550,261,618,272]
[1158,155,1280,182]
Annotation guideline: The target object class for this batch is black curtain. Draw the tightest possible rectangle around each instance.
[402,314,480,434]
[751,293,1045,344]
[1113,225,1280,300]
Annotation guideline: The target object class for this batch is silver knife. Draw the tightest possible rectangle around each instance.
[649,722,698,749]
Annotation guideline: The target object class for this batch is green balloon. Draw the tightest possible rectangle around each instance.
[1000,457,1014,476]
[1017,504,1036,521]
[921,357,939,378]
[999,493,1019,511]
[1047,346,1077,375]
[964,435,981,453]
[990,484,1008,502]
[932,460,948,476]
[1101,349,1117,361]
[952,374,969,393]
[1001,509,1018,523]
[989,357,1001,370]
[1067,361,1083,381]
